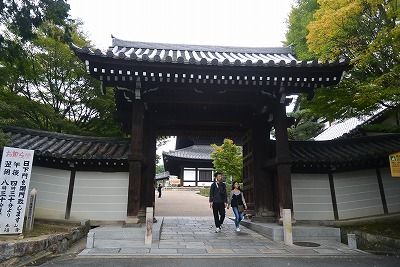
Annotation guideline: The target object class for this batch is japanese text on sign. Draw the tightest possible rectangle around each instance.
[389,152,400,177]
[0,147,34,234]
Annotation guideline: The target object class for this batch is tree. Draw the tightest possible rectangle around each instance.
[287,109,325,140]
[286,0,400,124]
[1,18,123,137]
[210,139,243,183]
[289,4,400,133]
[0,0,70,88]
[0,0,70,141]
[156,165,165,174]
[285,0,320,60]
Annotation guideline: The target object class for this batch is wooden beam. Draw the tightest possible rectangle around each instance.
[250,119,275,218]
[376,168,388,214]
[328,172,339,220]
[127,100,144,218]
[142,91,277,105]
[64,167,76,219]
[155,123,248,133]
[142,121,157,213]
[263,156,292,169]
[274,103,294,218]
[149,112,257,126]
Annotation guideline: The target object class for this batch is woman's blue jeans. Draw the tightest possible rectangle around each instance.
[232,206,243,228]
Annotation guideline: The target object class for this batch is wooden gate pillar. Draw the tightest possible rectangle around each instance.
[274,103,294,220]
[126,88,146,223]
[141,120,157,215]
[249,117,275,221]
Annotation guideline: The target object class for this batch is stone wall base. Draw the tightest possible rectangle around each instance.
[0,220,90,265]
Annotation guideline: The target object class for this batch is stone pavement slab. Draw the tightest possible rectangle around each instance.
[78,216,368,257]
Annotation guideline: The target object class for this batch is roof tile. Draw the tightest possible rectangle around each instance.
[3,127,400,171]
[71,37,350,69]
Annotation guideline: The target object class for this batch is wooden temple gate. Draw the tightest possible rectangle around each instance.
[71,38,349,222]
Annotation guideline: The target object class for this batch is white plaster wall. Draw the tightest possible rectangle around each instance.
[291,173,334,220]
[334,169,383,219]
[70,171,129,221]
[182,168,214,187]
[183,169,196,181]
[29,166,70,220]
[381,168,400,213]
[198,181,214,187]
[183,169,196,186]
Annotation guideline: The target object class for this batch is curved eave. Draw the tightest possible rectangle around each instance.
[70,43,351,70]
[289,134,400,172]
[6,126,396,174]
[2,126,131,165]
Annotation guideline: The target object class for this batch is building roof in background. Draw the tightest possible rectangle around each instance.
[3,126,399,172]
[314,117,367,140]
[155,171,170,180]
[314,108,388,140]
[163,145,214,160]
[164,133,400,172]
[289,134,400,168]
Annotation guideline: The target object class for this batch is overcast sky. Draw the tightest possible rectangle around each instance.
[68,0,294,50]
[67,0,295,155]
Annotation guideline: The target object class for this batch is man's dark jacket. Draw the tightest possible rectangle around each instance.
[209,181,227,203]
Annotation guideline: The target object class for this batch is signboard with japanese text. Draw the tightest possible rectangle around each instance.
[169,178,181,185]
[0,147,34,234]
[389,152,400,177]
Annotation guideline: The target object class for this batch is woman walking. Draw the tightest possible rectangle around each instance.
[227,181,247,232]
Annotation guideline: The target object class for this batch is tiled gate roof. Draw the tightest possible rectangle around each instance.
[72,36,349,68]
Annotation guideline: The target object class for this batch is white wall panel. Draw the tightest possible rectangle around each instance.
[381,168,400,213]
[334,170,383,219]
[70,171,128,221]
[292,173,334,220]
[29,166,70,220]
[183,169,196,181]
[198,182,214,187]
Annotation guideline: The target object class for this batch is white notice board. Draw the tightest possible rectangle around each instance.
[0,147,34,234]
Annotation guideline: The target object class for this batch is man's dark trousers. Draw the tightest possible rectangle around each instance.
[212,202,225,228]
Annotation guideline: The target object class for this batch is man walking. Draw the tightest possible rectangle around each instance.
[209,171,227,233]
[157,183,162,198]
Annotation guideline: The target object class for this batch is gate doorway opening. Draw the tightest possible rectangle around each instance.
[154,189,232,217]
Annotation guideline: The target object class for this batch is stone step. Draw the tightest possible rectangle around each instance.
[88,218,163,241]
[240,220,341,242]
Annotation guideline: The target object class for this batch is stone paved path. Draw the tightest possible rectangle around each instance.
[160,216,281,255]
[79,216,366,257]
[156,216,363,256]
[79,190,367,257]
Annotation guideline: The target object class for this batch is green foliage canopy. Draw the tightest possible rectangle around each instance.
[0,0,70,145]
[286,0,400,122]
[210,139,243,183]
[287,109,325,140]
[285,0,320,60]
[1,19,123,137]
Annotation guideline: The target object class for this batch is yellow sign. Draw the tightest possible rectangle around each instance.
[389,152,400,177]
[170,178,181,185]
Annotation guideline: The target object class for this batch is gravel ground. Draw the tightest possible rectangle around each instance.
[155,189,234,218]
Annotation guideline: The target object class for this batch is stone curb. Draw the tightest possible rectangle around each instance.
[0,220,90,266]
[341,229,400,254]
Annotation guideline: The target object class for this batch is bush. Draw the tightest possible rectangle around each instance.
[199,187,210,197]
[199,183,233,199]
